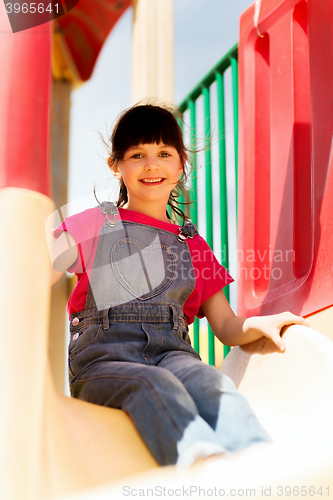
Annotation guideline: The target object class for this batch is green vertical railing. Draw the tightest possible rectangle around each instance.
[188,99,200,353]
[231,54,239,219]
[177,119,186,210]
[179,44,239,365]
[216,71,231,359]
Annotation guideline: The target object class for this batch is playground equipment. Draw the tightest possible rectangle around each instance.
[237,0,333,325]
[1,0,333,499]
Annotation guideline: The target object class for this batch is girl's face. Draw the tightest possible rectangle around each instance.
[112,143,184,213]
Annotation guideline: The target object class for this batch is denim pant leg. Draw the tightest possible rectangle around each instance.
[70,359,224,466]
[158,351,271,452]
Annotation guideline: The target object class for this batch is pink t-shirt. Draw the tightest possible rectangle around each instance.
[53,207,233,324]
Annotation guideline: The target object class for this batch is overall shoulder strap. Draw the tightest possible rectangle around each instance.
[98,201,119,227]
[177,222,199,242]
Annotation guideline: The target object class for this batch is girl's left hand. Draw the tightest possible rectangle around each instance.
[243,312,310,352]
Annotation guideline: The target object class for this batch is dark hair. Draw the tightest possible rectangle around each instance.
[105,102,191,224]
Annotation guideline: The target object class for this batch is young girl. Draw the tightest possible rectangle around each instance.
[50,102,307,467]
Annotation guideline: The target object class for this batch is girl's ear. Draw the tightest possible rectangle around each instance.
[108,158,122,180]
[112,168,122,181]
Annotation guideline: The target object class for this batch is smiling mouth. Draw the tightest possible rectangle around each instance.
[139,178,165,184]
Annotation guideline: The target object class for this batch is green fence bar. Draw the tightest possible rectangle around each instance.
[231,55,239,217]
[203,86,213,250]
[179,45,238,109]
[178,44,238,366]
[216,71,231,358]
[216,71,229,302]
[189,99,200,354]
[177,117,186,218]
[189,99,198,226]
[203,85,215,366]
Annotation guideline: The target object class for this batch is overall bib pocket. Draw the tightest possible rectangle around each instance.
[111,237,176,301]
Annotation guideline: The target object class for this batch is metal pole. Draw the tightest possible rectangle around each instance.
[132,0,174,103]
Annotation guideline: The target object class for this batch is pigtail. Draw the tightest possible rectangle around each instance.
[167,182,192,225]
[117,179,128,208]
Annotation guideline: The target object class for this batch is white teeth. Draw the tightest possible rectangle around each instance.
[141,178,163,183]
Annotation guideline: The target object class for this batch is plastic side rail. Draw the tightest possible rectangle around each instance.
[237,0,333,317]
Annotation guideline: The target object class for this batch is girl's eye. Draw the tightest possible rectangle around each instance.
[131,153,143,159]
[159,152,171,157]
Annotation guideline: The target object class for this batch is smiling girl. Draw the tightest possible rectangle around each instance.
[50,102,307,467]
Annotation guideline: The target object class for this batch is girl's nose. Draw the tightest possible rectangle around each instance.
[144,157,160,170]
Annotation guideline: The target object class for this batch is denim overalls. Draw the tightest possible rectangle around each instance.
[68,202,269,466]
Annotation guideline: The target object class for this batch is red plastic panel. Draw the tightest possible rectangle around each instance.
[238,0,333,317]
[0,7,51,196]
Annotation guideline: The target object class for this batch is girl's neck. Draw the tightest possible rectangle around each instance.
[122,200,171,224]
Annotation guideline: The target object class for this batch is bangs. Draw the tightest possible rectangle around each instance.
[113,105,184,160]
